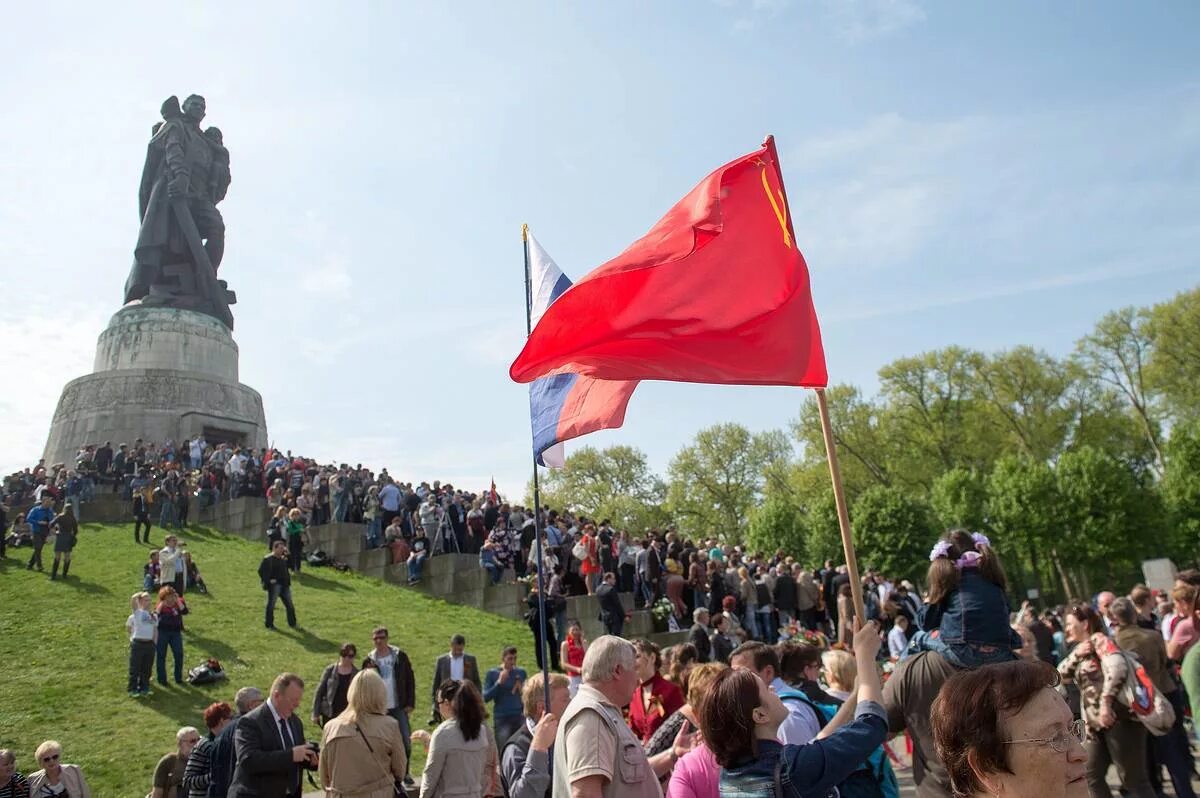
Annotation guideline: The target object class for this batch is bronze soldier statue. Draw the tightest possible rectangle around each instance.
[124,94,236,328]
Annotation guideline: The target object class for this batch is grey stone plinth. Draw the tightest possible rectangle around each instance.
[43,307,267,466]
[97,307,240,381]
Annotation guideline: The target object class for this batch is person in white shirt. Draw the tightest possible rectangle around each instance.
[159,536,184,595]
[430,634,482,723]
[126,591,157,697]
[888,615,910,660]
[730,642,822,745]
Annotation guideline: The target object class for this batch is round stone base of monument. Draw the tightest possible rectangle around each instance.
[42,306,267,466]
[43,369,267,466]
[98,306,240,381]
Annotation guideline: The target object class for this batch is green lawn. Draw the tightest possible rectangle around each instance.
[0,521,529,796]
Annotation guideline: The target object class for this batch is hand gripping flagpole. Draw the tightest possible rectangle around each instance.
[523,223,553,716]
[762,136,867,623]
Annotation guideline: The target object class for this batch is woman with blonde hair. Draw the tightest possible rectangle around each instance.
[820,649,857,701]
[27,740,91,797]
[319,669,407,797]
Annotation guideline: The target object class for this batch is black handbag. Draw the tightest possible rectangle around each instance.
[354,722,405,797]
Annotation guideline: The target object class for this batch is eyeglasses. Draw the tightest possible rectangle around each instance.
[41,754,60,762]
[1004,719,1086,753]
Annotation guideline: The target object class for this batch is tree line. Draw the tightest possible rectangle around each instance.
[531,286,1200,604]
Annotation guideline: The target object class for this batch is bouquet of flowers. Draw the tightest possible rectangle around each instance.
[650,598,675,623]
[778,622,829,649]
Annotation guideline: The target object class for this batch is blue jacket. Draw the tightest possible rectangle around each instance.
[720,701,888,798]
[918,570,1021,650]
[483,667,527,719]
[26,505,55,535]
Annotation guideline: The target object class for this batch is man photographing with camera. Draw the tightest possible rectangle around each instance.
[229,672,318,798]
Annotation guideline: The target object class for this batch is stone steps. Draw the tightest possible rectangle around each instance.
[72,495,679,647]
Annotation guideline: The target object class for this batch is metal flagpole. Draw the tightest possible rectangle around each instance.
[523,223,553,715]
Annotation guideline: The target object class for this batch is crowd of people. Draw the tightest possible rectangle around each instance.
[4,439,1200,797]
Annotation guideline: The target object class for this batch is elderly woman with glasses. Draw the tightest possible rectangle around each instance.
[151,726,201,798]
[932,660,1088,798]
[27,740,91,797]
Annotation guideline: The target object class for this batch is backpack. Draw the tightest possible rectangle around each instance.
[1117,649,1175,736]
[187,658,227,685]
[778,689,899,798]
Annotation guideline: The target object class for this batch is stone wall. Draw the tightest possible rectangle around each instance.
[68,495,685,648]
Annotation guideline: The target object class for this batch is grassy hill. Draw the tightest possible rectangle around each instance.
[0,521,530,796]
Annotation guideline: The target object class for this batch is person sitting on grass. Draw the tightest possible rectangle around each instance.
[27,740,91,797]
[0,748,30,797]
[150,726,200,798]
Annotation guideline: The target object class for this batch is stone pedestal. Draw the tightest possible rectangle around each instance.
[43,306,267,465]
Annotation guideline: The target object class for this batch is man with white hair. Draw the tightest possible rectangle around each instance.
[553,636,668,797]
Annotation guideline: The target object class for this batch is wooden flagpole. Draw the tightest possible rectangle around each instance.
[815,388,867,622]
[761,134,867,623]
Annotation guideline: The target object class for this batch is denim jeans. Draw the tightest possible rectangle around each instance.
[758,608,775,642]
[483,562,503,584]
[265,583,297,628]
[159,498,176,529]
[388,707,412,778]
[744,604,760,640]
[67,494,81,519]
[408,552,427,582]
[156,628,184,684]
[367,517,382,548]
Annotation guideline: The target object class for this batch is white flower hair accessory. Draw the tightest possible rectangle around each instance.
[929,540,953,562]
[956,551,983,570]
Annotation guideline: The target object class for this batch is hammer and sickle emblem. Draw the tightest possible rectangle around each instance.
[760,165,792,249]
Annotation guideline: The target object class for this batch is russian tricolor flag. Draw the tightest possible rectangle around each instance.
[527,233,638,467]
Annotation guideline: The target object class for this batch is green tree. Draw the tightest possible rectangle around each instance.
[792,385,892,493]
[986,456,1065,600]
[975,347,1074,461]
[1055,446,1163,594]
[1163,419,1200,563]
[850,485,936,581]
[666,423,791,539]
[747,495,807,562]
[1074,307,1165,471]
[877,347,1006,488]
[930,467,988,531]
[533,445,667,532]
[1144,287,1200,426]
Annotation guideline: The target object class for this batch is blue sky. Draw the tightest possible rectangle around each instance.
[1,1,1197,495]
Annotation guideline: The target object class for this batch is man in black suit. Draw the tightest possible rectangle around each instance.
[258,540,296,629]
[430,633,482,723]
[229,673,317,798]
[596,572,627,637]
[689,608,713,663]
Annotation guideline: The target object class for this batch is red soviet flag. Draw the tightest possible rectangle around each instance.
[509,137,827,387]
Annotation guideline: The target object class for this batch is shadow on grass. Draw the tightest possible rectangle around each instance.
[59,575,113,596]
[282,625,337,653]
[188,632,246,666]
[296,572,352,592]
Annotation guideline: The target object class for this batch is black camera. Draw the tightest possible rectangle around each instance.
[303,741,320,769]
